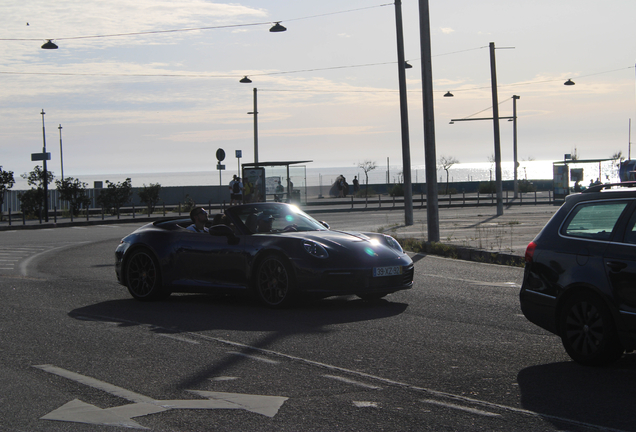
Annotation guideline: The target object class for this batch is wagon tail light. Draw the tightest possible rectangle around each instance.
[524,241,536,263]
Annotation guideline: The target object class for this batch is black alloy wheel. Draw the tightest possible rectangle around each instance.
[125,249,167,301]
[559,292,623,366]
[255,255,295,308]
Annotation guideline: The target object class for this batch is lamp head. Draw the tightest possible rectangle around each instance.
[269,22,287,32]
[41,40,58,49]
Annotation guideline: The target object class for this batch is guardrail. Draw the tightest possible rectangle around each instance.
[0,190,554,229]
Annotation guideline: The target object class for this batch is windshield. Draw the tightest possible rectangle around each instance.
[230,204,328,234]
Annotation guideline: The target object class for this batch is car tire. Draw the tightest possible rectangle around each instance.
[125,249,169,301]
[255,254,296,308]
[559,292,623,366]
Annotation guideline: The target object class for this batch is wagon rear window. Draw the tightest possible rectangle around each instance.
[562,201,628,241]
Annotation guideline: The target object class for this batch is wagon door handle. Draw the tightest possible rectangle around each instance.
[606,261,627,271]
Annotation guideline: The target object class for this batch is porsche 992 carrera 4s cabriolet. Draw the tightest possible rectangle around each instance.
[115,203,414,307]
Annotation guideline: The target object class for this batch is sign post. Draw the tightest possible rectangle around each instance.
[236,150,242,179]
[216,148,226,190]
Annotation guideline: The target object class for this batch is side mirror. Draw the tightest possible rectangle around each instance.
[319,221,330,229]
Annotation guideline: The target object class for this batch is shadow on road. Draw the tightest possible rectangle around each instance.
[69,295,408,389]
[517,356,636,431]
[69,294,408,334]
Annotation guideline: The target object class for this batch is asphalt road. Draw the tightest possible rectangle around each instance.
[2,223,636,431]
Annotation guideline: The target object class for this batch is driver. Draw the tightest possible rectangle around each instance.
[187,207,209,233]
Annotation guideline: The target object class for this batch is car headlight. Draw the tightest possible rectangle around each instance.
[303,240,329,258]
[384,235,404,253]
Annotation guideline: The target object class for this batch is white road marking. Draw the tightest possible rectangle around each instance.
[323,374,381,390]
[421,399,500,417]
[353,401,379,408]
[210,376,239,382]
[18,242,90,276]
[420,272,520,288]
[228,351,279,364]
[76,314,631,432]
[156,333,200,344]
[33,364,288,428]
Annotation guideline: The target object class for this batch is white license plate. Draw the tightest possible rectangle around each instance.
[373,266,402,277]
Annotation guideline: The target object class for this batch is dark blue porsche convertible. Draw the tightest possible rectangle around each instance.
[115,203,414,307]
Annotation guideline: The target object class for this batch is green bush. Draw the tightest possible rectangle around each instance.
[389,184,404,197]
[478,181,496,194]
[356,187,376,198]
[518,179,536,193]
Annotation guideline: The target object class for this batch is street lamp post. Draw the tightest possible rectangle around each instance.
[394,0,413,226]
[40,109,49,222]
[450,95,520,199]
[58,124,64,180]
[512,95,520,198]
[248,88,259,165]
[489,42,503,216]
[418,0,440,242]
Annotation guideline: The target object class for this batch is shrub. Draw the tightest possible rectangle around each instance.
[138,183,161,214]
[389,183,404,197]
[96,178,133,215]
[478,181,496,194]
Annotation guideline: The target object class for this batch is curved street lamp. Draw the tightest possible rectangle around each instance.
[41,40,58,49]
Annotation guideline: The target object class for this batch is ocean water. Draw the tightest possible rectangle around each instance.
[11,160,616,190]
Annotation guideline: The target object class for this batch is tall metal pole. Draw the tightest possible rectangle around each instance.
[394,0,413,226]
[40,109,49,222]
[58,124,64,180]
[512,95,520,198]
[253,88,259,164]
[489,42,503,216]
[418,0,439,241]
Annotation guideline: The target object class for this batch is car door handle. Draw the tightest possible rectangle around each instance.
[606,261,627,271]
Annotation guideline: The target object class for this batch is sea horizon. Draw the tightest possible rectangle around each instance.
[9,159,620,190]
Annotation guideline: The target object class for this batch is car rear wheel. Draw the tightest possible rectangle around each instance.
[559,292,623,366]
[125,249,168,301]
[255,254,295,308]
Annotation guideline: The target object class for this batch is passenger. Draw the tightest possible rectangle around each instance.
[187,207,209,233]
[255,212,297,233]
[211,213,235,232]
[255,213,274,233]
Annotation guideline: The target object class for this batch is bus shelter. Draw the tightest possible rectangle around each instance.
[553,158,617,201]
[242,160,312,205]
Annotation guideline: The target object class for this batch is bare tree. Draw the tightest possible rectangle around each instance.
[438,156,459,194]
[357,160,377,197]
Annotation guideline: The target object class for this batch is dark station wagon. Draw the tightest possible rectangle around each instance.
[520,182,636,366]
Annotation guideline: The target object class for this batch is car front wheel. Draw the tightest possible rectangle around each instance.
[255,254,295,308]
[559,292,623,366]
[125,249,168,301]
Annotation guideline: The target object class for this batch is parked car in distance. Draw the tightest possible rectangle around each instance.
[520,182,636,366]
[115,202,414,308]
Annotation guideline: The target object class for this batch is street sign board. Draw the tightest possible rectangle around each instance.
[31,152,51,161]
[216,148,226,161]
[236,150,242,158]
[217,164,225,170]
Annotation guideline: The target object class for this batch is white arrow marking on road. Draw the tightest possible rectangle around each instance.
[34,364,288,428]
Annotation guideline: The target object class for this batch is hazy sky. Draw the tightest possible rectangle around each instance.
[1,0,635,181]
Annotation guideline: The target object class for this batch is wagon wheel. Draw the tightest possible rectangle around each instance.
[559,292,623,366]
